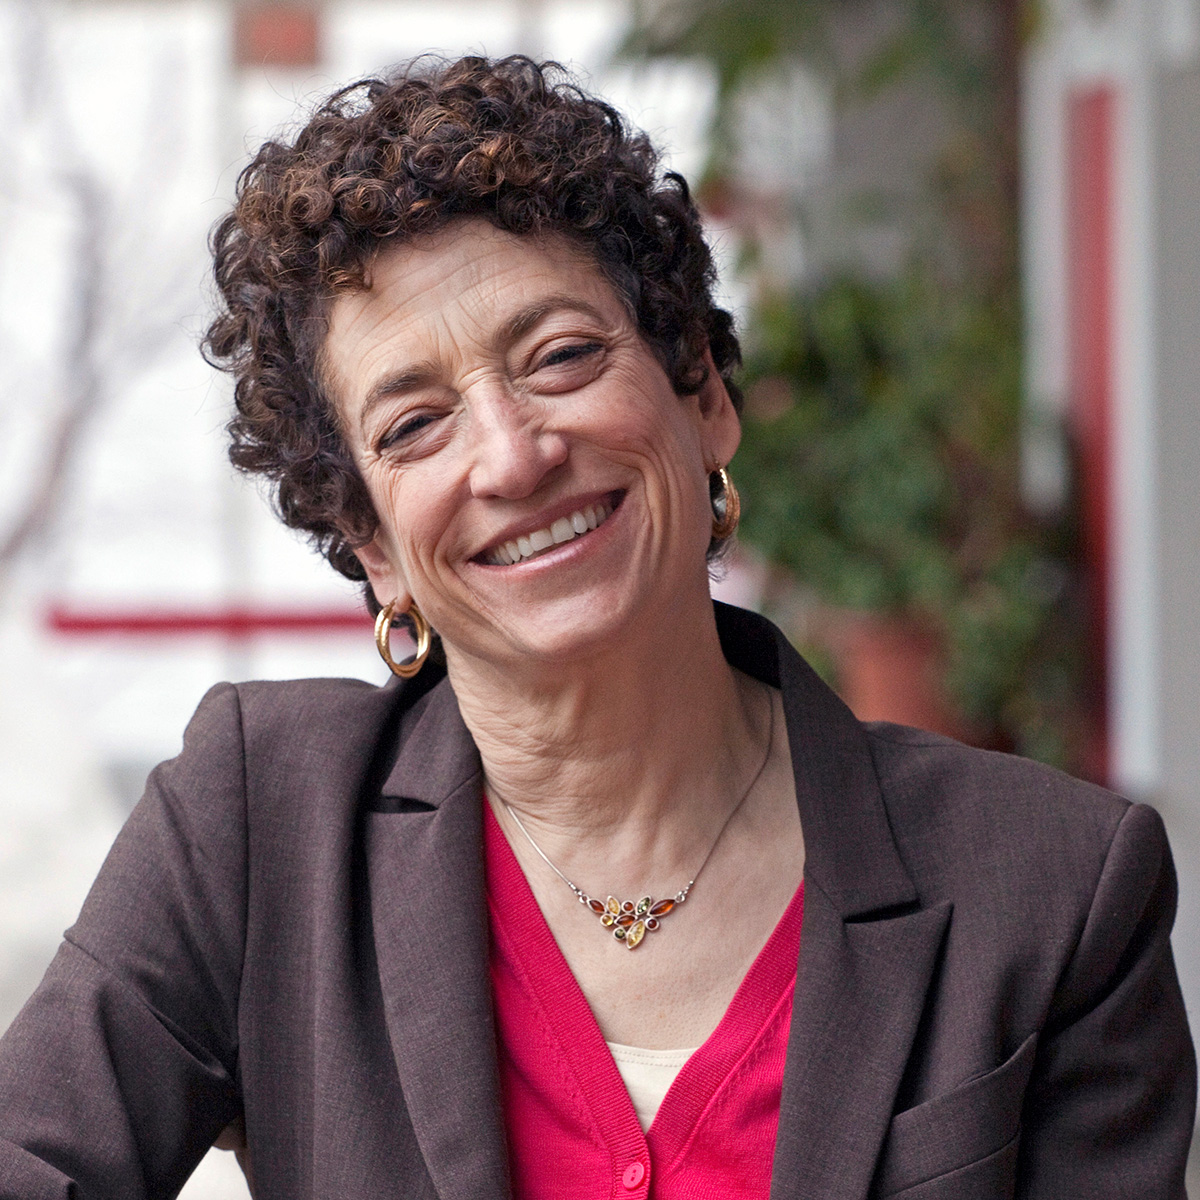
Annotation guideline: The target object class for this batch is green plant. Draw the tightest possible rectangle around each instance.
[734,267,1082,763]
[738,272,961,615]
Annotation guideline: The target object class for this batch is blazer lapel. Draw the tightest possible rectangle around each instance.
[366,680,511,1200]
[770,888,950,1199]
[715,605,952,1200]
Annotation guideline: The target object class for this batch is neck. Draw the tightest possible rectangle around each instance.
[445,594,772,893]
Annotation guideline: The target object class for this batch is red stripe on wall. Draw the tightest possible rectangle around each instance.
[46,606,371,638]
[1066,84,1116,779]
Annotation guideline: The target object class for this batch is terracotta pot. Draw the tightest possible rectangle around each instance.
[821,611,967,740]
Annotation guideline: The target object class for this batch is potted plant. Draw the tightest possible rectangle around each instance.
[733,267,1087,767]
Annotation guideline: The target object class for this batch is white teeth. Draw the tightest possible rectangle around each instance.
[487,501,614,564]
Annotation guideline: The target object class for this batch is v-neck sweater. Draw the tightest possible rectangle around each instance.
[484,802,804,1200]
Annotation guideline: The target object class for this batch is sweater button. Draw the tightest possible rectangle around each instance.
[622,1161,646,1189]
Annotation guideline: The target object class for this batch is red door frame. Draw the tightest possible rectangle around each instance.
[1066,83,1116,781]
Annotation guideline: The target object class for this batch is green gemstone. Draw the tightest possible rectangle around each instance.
[635,897,651,915]
[614,927,626,940]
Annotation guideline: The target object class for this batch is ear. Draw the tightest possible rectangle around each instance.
[352,536,410,612]
[695,347,742,468]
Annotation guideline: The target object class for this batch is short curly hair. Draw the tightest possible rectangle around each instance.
[204,54,742,594]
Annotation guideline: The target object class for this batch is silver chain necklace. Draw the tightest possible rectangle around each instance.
[499,710,774,951]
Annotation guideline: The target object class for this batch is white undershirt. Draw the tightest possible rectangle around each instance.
[605,1041,699,1132]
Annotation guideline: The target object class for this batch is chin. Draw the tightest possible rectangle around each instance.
[517,607,630,664]
[465,588,647,669]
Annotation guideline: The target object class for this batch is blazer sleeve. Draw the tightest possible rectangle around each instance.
[0,683,250,1200]
[1016,801,1196,1199]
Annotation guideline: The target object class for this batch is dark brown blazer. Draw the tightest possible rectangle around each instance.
[0,604,1194,1199]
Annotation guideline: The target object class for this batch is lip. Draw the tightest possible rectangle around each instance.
[471,489,625,567]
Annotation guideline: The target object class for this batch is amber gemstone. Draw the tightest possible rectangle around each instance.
[588,899,606,914]
[605,896,620,914]
[635,897,651,915]
[649,899,675,917]
[645,918,660,931]
[625,920,647,949]
[616,913,635,928]
[601,913,616,927]
[621,900,635,914]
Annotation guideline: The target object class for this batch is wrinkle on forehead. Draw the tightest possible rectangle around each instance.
[321,219,626,430]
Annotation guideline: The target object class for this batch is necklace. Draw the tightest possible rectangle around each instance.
[499,706,774,951]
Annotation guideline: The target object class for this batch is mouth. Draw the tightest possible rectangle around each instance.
[478,493,621,566]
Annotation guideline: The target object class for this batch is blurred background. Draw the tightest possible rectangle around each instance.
[0,0,1196,1193]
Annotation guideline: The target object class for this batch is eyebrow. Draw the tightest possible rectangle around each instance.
[359,361,441,426]
[497,295,608,346]
[357,295,611,426]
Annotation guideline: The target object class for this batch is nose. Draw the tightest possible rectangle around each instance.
[465,389,568,499]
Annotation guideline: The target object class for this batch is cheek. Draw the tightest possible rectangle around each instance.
[625,405,706,485]
[596,372,702,458]
[367,464,463,577]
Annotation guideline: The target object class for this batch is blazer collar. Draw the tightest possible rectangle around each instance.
[709,608,946,1200]
[368,679,503,1200]
[379,671,481,808]
[715,602,917,918]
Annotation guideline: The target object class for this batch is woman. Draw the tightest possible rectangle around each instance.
[0,55,1193,1199]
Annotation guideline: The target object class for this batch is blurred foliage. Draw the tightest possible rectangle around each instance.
[623,0,1091,768]
[736,270,1085,764]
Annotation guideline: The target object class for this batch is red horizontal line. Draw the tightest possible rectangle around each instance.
[46,606,372,637]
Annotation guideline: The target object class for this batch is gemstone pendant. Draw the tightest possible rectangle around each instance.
[590,894,675,949]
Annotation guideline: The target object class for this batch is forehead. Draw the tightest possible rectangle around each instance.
[322,220,620,402]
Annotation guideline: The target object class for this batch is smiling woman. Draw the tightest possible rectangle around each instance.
[0,55,1193,1200]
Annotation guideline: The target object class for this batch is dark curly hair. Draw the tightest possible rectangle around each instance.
[204,54,742,597]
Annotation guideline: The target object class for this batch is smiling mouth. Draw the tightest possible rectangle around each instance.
[481,496,619,566]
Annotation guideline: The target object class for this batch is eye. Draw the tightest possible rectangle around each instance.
[379,412,438,450]
[536,341,603,371]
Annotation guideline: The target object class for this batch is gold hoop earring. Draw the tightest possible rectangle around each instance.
[374,600,432,678]
[710,466,740,540]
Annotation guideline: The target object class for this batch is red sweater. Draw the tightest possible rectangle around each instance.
[485,803,803,1199]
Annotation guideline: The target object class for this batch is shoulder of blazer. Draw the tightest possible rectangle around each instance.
[180,667,454,820]
[857,720,1164,1043]
[862,721,1132,902]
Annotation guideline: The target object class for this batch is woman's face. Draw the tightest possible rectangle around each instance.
[323,218,740,670]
